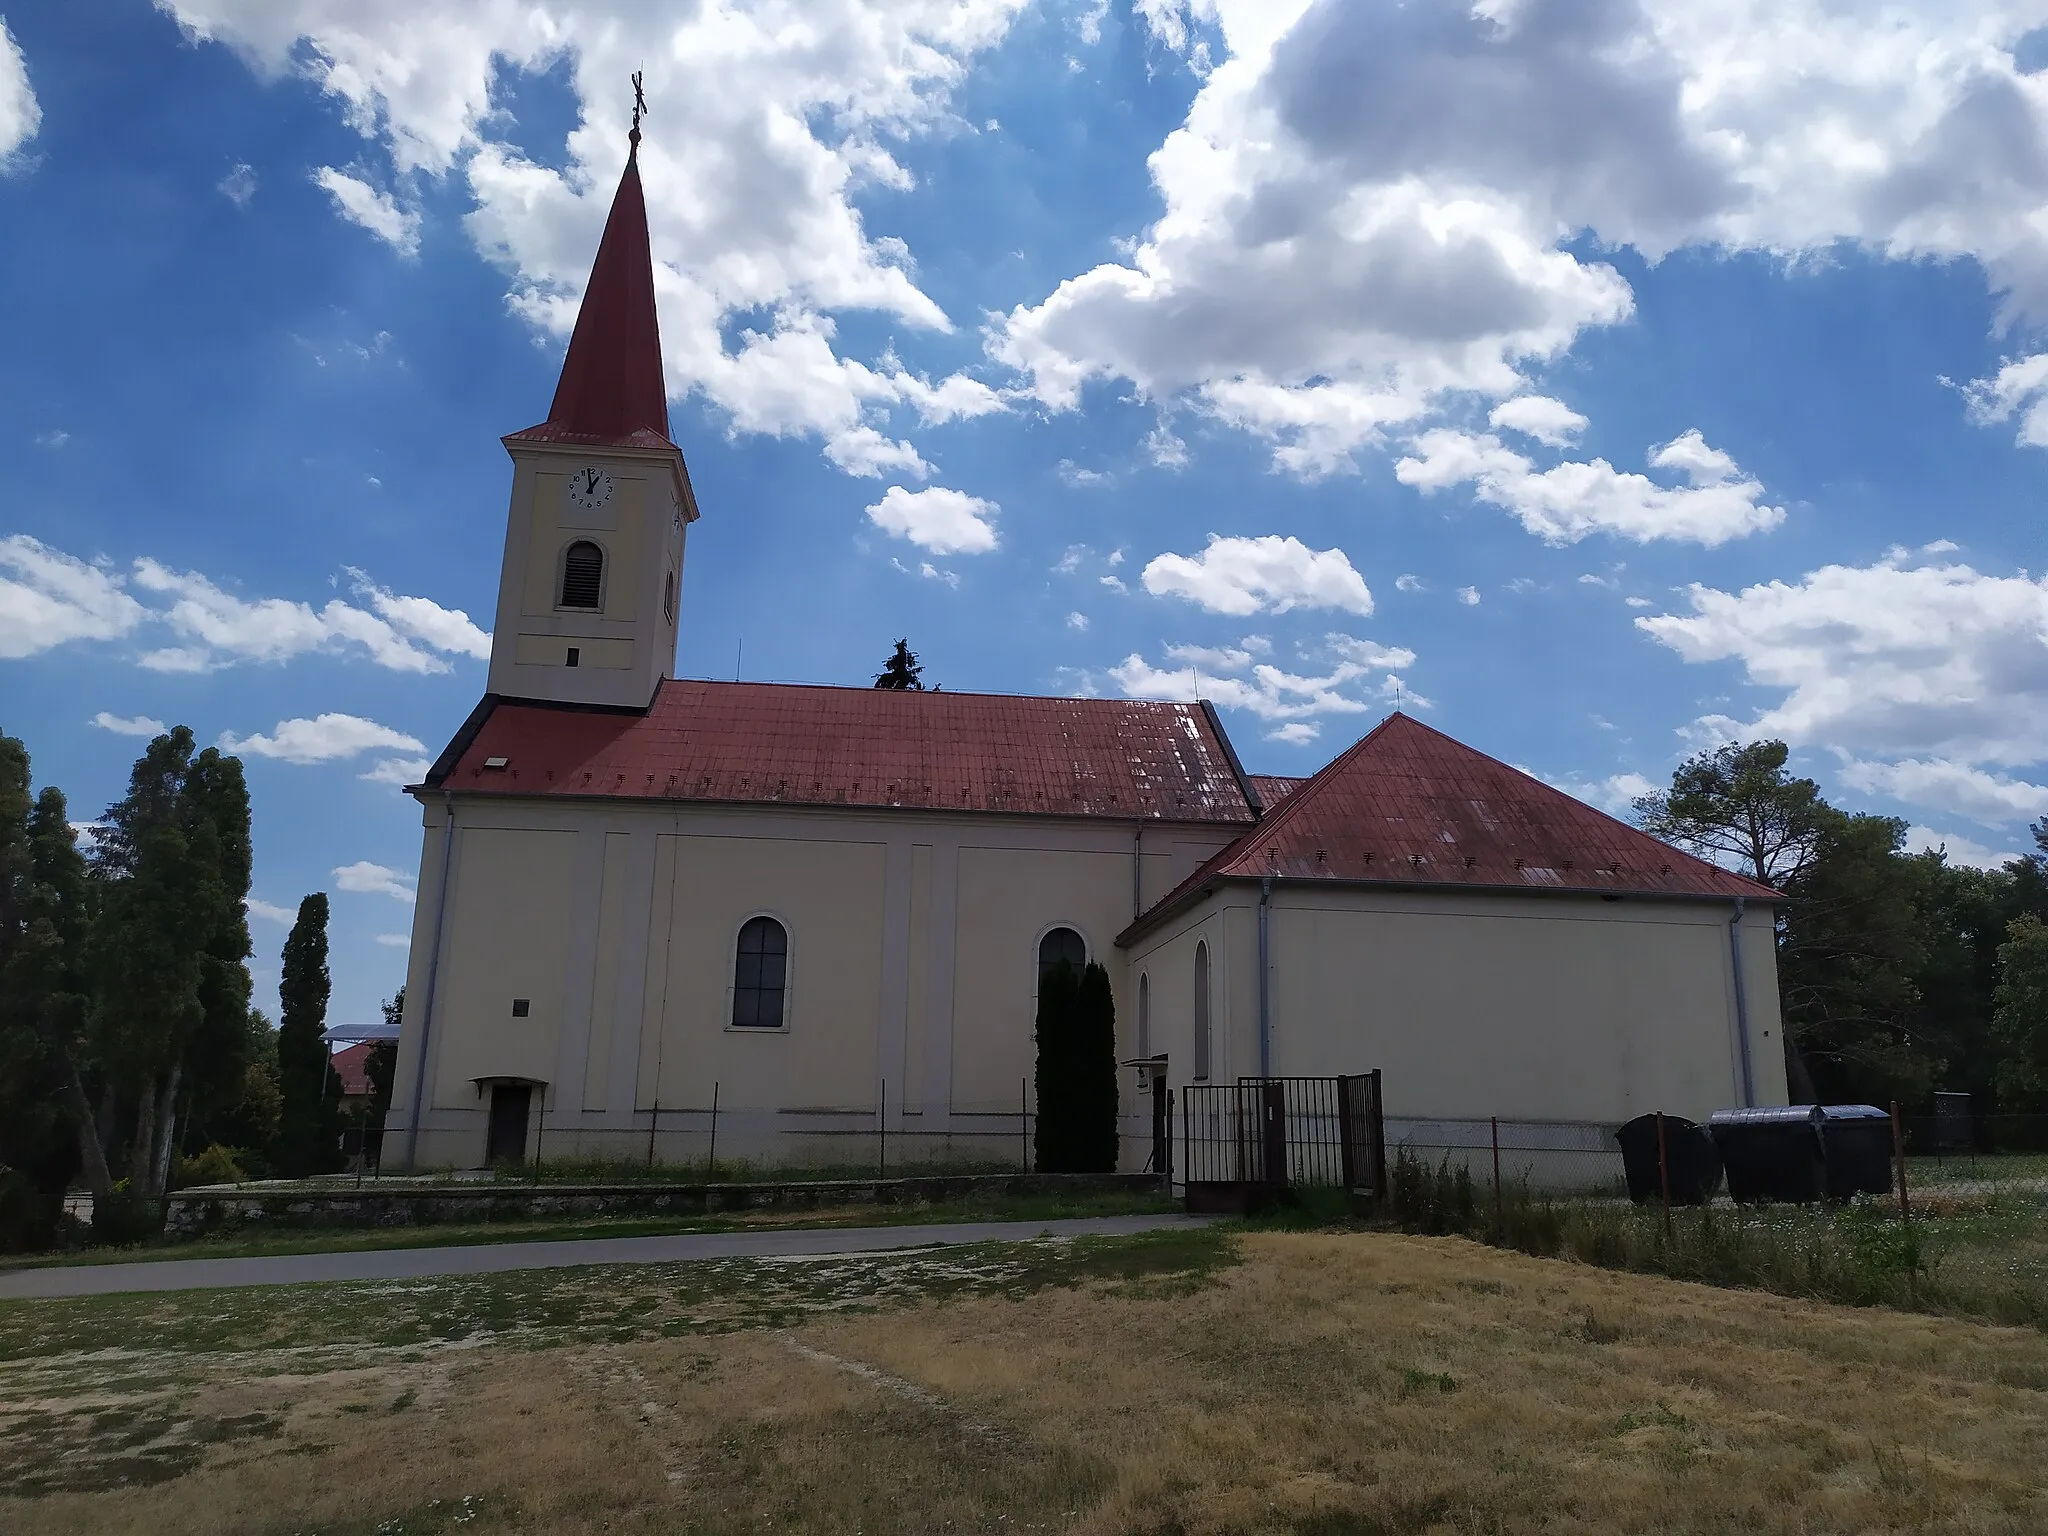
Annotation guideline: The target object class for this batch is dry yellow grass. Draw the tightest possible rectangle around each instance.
[7,1230,2048,1534]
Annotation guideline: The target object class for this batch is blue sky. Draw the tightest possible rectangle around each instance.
[6,0,2048,1026]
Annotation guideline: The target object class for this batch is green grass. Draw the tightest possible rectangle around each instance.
[0,1188,1178,1271]
[1380,1146,2048,1329]
[1905,1150,2048,1187]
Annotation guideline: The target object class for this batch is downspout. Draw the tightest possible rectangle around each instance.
[1727,896,1756,1108]
[1258,874,1274,1079]
[403,792,458,1169]
[1132,823,1143,920]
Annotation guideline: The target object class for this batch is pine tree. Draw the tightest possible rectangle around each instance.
[873,639,925,690]
[275,893,339,1177]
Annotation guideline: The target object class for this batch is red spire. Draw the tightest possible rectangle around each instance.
[509,132,673,451]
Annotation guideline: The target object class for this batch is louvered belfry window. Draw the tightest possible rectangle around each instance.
[560,540,604,609]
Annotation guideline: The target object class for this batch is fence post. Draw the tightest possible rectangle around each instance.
[1166,1088,1175,1192]
[1020,1077,1028,1173]
[1655,1110,1673,1246]
[1368,1068,1386,1204]
[707,1082,719,1182]
[879,1079,887,1179]
[1891,1100,1910,1223]
[647,1102,658,1170]
[1338,1076,1358,1192]
[1490,1115,1502,1224]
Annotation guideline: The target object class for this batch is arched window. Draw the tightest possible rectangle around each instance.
[559,540,604,610]
[1137,972,1151,1058]
[731,916,788,1029]
[1038,926,1086,978]
[1193,941,1211,1080]
[663,568,675,622]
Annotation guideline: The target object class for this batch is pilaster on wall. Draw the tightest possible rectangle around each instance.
[548,828,610,1116]
[605,830,658,1118]
[877,837,914,1128]
[923,836,961,1122]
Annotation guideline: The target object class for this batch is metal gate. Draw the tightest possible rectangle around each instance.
[1181,1071,1385,1212]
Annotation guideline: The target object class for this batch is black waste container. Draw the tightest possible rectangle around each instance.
[1614,1114,1724,1204]
[1820,1104,1893,1199]
[1708,1106,1827,1204]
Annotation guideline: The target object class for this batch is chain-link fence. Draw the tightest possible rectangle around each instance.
[1384,1116,1627,1197]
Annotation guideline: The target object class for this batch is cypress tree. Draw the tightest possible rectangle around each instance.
[1033,959,1081,1171]
[1074,962,1121,1172]
[275,893,339,1177]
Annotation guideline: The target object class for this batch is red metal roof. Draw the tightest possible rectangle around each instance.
[1249,774,1308,807]
[432,681,1259,824]
[1124,713,1774,941]
[504,141,673,453]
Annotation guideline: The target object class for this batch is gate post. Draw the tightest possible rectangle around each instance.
[1337,1074,1358,1192]
[1260,1081,1288,1188]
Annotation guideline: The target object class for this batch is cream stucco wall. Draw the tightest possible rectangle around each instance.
[387,788,1783,1171]
[1125,882,1787,1126]
[386,793,1238,1169]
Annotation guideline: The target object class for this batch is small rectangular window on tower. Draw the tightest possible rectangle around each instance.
[511,998,530,1017]
[565,647,580,668]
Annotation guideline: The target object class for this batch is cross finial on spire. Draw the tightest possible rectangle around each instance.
[629,70,647,152]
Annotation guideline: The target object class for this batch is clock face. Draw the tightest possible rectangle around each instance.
[566,466,615,510]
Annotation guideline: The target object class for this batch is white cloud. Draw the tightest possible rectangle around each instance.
[0,537,149,659]
[33,429,65,448]
[218,162,257,207]
[1489,395,1587,447]
[313,167,421,255]
[1110,628,1414,723]
[0,18,37,165]
[1266,722,1319,745]
[374,933,412,949]
[167,1,1020,477]
[246,897,300,925]
[120,553,488,673]
[1396,427,1782,546]
[220,714,426,765]
[1905,826,2022,872]
[1960,353,2048,448]
[361,756,435,787]
[1001,1,2048,478]
[1141,534,1372,616]
[1394,573,1425,593]
[1066,612,1089,631]
[91,711,167,738]
[333,861,416,903]
[1839,758,2048,830]
[1639,557,2048,771]
[1456,586,1480,606]
[1057,459,1112,487]
[1534,768,1659,817]
[865,485,999,555]
[1624,595,1653,609]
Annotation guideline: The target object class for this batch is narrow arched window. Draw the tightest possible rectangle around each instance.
[1039,926,1085,978]
[663,568,675,622]
[1137,972,1151,1058]
[1193,941,1211,1080]
[732,916,788,1028]
[560,540,604,610]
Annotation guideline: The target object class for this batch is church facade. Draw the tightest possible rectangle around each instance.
[384,131,1788,1173]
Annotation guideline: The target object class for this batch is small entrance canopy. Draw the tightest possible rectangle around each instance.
[322,1022,400,1045]
[469,1074,549,1099]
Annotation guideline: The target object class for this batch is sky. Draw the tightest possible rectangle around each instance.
[6,0,2048,1028]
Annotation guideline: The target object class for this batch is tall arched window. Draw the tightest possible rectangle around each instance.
[1038,926,1086,978]
[1193,941,1212,1080]
[1137,972,1151,1058]
[663,568,675,622]
[559,540,604,610]
[731,916,788,1029]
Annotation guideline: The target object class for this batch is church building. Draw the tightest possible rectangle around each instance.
[384,123,1788,1173]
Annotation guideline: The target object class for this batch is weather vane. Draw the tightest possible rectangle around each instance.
[630,70,647,145]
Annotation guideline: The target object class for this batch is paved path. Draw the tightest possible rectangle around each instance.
[0,1214,1212,1300]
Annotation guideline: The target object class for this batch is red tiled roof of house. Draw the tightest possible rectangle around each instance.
[429,681,1260,824]
[1121,713,1775,942]
[503,136,673,453]
[1249,774,1309,807]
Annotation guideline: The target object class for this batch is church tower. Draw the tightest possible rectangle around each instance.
[485,113,697,711]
